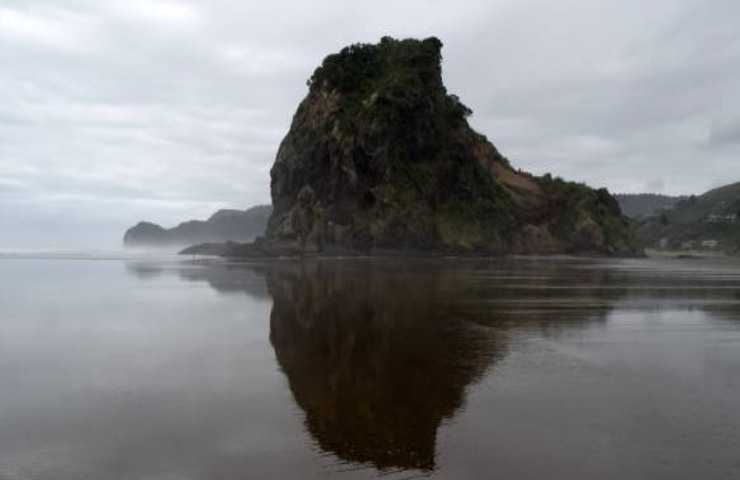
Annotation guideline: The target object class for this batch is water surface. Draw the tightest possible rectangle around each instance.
[0,256,739,479]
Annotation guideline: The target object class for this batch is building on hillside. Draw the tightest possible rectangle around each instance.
[681,240,695,250]
[701,239,721,249]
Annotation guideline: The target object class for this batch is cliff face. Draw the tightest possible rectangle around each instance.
[124,205,272,248]
[263,37,638,255]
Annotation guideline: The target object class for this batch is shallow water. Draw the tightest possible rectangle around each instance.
[0,256,739,479]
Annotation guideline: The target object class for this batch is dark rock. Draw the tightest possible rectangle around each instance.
[187,37,640,257]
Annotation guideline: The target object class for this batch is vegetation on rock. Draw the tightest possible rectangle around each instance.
[192,37,640,256]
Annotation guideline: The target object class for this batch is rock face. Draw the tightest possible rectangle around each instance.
[124,205,272,248]
[260,37,638,256]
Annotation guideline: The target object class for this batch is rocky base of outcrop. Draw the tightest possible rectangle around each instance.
[179,238,644,258]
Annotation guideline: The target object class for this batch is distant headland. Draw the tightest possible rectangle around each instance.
[124,205,271,248]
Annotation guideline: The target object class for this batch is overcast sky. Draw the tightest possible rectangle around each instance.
[1,0,739,248]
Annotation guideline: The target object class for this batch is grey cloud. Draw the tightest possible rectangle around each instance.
[709,117,740,147]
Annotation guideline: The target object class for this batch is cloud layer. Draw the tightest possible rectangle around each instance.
[1,0,739,248]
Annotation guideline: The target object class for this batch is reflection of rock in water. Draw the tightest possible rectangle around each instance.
[124,261,270,301]
[264,260,624,472]
[124,262,164,280]
[266,262,501,472]
[127,257,624,473]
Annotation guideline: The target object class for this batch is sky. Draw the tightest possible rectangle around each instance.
[1,0,739,248]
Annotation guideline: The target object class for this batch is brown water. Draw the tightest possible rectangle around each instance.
[0,256,739,479]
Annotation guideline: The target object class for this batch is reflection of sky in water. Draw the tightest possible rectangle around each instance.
[0,257,739,480]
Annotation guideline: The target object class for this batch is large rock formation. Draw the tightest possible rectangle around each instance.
[124,205,271,248]
[190,37,639,256]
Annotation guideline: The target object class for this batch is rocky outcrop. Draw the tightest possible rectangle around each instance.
[124,205,272,248]
[188,37,639,257]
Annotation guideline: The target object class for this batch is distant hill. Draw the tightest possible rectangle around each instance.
[615,194,685,219]
[124,205,272,248]
[634,182,740,253]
